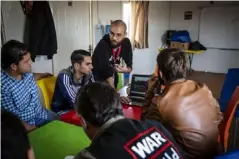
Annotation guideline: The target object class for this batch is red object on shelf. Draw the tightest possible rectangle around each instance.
[60,104,142,126]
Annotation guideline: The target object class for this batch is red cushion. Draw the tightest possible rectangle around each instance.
[60,110,82,126]
[122,103,142,120]
[60,104,142,126]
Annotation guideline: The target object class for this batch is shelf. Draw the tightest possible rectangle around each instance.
[158,48,204,54]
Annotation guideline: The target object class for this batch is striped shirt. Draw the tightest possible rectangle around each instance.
[51,70,94,113]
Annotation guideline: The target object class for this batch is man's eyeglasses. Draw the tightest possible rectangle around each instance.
[109,32,123,39]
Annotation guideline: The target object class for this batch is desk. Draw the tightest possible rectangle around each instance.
[158,48,204,71]
[29,121,90,159]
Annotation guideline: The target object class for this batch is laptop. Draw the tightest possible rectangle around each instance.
[128,74,150,106]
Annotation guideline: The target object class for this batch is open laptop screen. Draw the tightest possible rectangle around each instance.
[130,75,150,99]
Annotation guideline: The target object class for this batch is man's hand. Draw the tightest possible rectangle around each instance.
[147,76,158,91]
[152,96,159,105]
[22,121,37,132]
[120,96,131,104]
[114,64,130,73]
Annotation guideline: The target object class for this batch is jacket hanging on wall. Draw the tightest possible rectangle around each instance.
[26,1,57,61]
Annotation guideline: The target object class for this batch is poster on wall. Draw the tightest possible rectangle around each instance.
[105,25,111,34]
[184,11,192,20]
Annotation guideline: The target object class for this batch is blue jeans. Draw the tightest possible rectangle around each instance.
[35,109,60,127]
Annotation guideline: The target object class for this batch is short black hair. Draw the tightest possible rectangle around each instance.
[75,82,123,127]
[157,48,188,82]
[1,40,28,70]
[111,20,127,33]
[70,49,91,65]
[1,110,31,159]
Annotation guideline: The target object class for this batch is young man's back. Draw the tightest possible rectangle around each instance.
[143,48,222,159]
[157,80,221,159]
[75,118,184,159]
[2,110,35,159]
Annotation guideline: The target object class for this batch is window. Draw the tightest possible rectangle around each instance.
[122,1,149,49]
[122,2,131,38]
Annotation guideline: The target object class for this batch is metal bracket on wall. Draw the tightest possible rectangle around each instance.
[88,45,93,54]
[1,9,6,45]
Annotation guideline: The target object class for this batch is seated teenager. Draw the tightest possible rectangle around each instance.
[142,48,222,159]
[1,40,58,132]
[51,50,94,114]
[2,110,35,159]
[74,82,185,159]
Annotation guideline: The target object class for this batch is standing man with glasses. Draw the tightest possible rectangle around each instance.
[92,20,133,89]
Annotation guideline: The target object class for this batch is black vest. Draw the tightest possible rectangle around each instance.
[78,118,185,159]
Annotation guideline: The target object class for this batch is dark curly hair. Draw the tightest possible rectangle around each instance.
[75,82,123,127]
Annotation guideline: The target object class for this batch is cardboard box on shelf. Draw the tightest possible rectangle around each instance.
[179,42,190,50]
[170,41,179,48]
[170,41,190,50]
